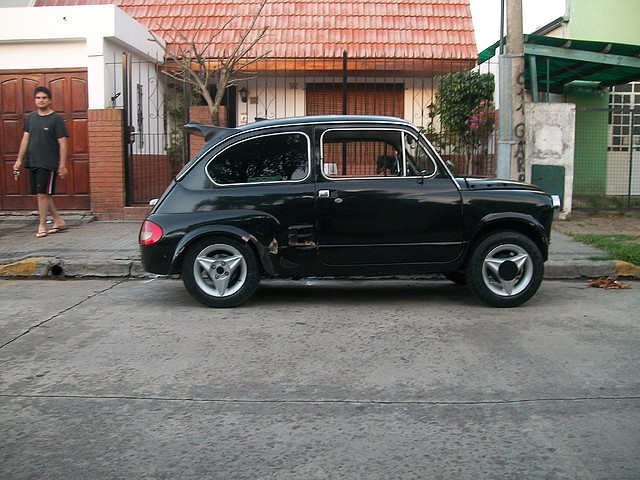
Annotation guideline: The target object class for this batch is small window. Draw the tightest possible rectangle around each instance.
[207,133,309,185]
[404,133,437,177]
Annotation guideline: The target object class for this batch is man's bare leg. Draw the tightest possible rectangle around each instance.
[36,193,49,236]
[47,196,65,229]
[36,194,65,236]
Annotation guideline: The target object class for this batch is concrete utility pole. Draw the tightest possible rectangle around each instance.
[497,0,526,181]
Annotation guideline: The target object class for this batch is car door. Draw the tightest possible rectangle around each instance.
[315,126,464,266]
[198,129,318,266]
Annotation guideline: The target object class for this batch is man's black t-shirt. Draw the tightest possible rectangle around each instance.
[24,111,69,170]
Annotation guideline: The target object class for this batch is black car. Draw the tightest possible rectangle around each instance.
[140,115,559,308]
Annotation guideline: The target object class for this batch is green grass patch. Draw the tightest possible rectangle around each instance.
[570,234,640,265]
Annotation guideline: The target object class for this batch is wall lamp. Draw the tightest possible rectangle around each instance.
[238,87,248,103]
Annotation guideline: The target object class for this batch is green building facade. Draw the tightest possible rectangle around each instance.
[562,0,640,201]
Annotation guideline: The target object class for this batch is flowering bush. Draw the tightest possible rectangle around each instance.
[465,100,496,148]
[433,71,495,175]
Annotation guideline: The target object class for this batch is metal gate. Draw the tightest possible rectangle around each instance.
[120,53,188,206]
[573,106,640,210]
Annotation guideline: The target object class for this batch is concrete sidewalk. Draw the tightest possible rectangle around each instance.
[0,214,628,279]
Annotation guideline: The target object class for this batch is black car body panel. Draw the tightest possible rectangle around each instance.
[140,115,558,307]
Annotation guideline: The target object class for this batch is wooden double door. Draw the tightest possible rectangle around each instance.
[0,70,90,210]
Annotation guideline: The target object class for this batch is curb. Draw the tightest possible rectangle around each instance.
[0,257,145,279]
[544,260,616,279]
[614,260,640,278]
[1,257,632,281]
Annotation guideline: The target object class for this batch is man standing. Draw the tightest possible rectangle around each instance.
[13,86,69,238]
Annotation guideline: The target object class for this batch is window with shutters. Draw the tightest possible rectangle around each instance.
[306,83,404,117]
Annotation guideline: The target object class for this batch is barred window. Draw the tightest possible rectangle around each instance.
[609,82,640,152]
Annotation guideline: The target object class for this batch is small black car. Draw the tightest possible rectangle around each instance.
[140,115,559,308]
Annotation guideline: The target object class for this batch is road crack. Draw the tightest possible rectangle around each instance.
[1,392,639,407]
[0,279,128,350]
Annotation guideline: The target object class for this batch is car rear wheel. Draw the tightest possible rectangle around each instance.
[466,231,544,308]
[182,237,260,308]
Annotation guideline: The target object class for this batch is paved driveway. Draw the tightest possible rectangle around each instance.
[1,278,639,479]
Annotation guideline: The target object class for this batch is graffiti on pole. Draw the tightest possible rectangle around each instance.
[513,69,526,181]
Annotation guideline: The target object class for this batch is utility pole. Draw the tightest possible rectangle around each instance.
[497,0,526,181]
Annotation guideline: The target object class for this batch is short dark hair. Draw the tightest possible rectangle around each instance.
[34,86,52,99]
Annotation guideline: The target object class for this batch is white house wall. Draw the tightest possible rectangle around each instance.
[0,5,163,110]
[525,102,576,219]
[239,77,307,124]
[237,77,436,127]
[607,151,640,196]
[0,41,87,70]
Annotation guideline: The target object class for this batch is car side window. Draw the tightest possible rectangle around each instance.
[403,132,437,177]
[207,132,310,185]
[321,129,404,178]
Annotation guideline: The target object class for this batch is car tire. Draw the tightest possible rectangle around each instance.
[466,231,544,308]
[182,237,260,308]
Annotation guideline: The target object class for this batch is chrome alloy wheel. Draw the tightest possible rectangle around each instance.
[193,243,248,298]
[481,243,533,297]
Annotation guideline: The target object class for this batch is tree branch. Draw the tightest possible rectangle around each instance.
[150,0,270,123]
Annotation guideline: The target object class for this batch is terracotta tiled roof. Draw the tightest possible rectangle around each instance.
[35,0,477,60]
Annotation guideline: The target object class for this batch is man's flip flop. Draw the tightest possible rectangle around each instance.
[47,226,66,234]
[36,231,47,238]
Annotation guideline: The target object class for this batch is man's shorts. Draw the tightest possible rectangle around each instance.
[29,168,57,195]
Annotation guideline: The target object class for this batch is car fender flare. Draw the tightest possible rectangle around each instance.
[170,225,277,275]
[471,212,549,257]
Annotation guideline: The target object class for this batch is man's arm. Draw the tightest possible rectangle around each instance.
[58,136,68,179]
[13,132,29,170]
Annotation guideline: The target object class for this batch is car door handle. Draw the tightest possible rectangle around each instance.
[318,190,343,203]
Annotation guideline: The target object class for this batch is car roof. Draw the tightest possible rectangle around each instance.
[238,115,413,130]
[186,115,415,144]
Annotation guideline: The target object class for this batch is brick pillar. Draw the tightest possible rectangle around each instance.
[188,105,228,159]
[188,106,210,159]
[88,109,126,220]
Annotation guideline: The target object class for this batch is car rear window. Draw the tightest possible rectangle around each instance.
[207,132,310,185]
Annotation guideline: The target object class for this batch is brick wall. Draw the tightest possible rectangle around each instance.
[188,105,227,159]
[188,106,210,159]
[85,106,228,221]
[88,109,126,220]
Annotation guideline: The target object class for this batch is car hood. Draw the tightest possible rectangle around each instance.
[455,177,543,193]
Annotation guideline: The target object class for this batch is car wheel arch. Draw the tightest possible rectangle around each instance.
[467,215,549,262]
[451,218,545,277]
[170,225,270,275]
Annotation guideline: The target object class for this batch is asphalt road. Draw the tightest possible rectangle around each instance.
[1,277,639,479]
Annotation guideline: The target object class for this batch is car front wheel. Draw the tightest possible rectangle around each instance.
[466,231,544,308]
[182,237,260,308]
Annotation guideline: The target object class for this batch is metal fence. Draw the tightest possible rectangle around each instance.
[108,51,640,210]
[118,54,499,205]
[573,106,640,210]
[227,54,498,178]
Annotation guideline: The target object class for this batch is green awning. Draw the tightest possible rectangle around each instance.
[478,34,640,94]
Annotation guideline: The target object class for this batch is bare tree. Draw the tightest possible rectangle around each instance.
[152,0,270,124]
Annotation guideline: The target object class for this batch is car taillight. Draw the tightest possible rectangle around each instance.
[139,220,163,246]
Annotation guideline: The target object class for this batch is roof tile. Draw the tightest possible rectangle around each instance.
[35,0,477,60]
